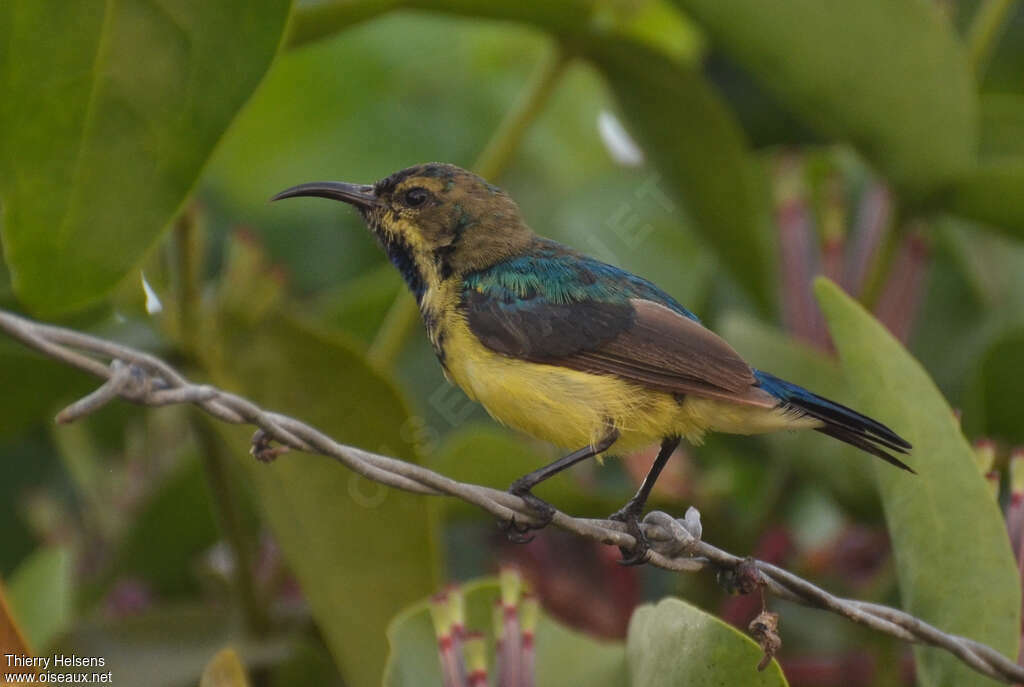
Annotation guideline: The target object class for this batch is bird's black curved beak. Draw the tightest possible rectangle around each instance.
[270,181,378,210]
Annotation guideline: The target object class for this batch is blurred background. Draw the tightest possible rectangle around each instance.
[2,0,1024,685]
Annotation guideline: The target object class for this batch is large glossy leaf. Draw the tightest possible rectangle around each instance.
[586,37,776,313]
[670,0,976,195]
[6,547,72,651]
[209,309,437,687]
[627,597,788,686]
[815,278,1019,686]
[384,578,627,687]
[0,0,291,314]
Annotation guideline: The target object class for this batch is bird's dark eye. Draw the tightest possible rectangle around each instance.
[403,187,430,208]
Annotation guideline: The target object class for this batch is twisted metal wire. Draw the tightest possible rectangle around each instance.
[1,307,1021,683]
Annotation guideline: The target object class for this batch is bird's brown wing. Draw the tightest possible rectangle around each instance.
[465,294,772,407]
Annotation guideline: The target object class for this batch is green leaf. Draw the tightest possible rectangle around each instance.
[210,310,438,687]
[945,95,1024,239]
[703,52,821,149]
[285,0,704,59]
[670,0,976,195]
[200,647,251,687]
[605,0,704,64]
[285,0,401,49]
[947,159,1024,239]
[0,579,34,662]
[815,278,1020,686]
[0,0,292,314]
[384,578,627,687]
[586,37,776,313]
[979,94,1024,158]
[627,597,787,686]
[6,547,73,651]
[964,327,1024,445]
[911,221,1022,396]
[534,605,629,686]
[978,2,1024,94]
[286,0,594,49]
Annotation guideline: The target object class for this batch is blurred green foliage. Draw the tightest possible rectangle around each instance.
[2,1,1024,685]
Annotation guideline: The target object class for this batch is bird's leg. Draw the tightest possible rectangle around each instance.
[502,427,619,543]
[610,436,680,565]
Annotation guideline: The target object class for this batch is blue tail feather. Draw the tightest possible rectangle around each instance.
[753,370,914,473]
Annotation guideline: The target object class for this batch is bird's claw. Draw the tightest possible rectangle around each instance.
[500,488,555,543]
[609,507,651,566]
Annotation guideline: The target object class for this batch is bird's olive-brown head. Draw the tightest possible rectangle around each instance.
[272,163,534,301]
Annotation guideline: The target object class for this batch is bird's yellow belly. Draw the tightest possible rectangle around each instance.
[440,317,814,454]
[454,348,682,452]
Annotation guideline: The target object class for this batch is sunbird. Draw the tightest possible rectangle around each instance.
[273,163,912,563]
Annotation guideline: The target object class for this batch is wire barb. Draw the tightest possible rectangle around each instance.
[0,307,1022,683]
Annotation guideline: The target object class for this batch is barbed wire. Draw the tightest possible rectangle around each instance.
[1,307,1021,682]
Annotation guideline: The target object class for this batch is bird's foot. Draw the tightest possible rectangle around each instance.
[609,506,650,566]
[500,484,556,544]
